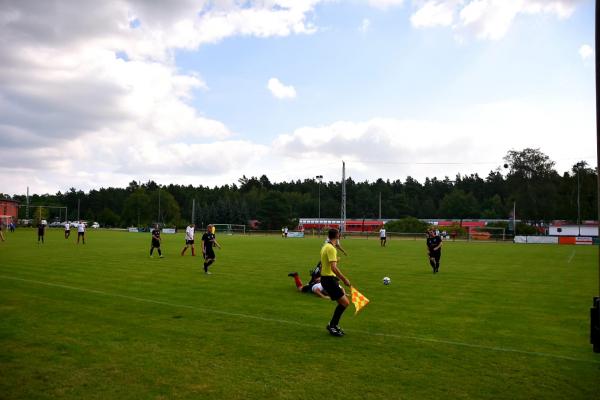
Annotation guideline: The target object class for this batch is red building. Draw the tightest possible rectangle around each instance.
[299,218,384,232]
[433,220,486,232]
[0,199,19,225]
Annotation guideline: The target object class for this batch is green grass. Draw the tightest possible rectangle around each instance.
[0,228,599,399]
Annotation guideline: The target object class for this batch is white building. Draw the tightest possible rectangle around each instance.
[548,223,598,237]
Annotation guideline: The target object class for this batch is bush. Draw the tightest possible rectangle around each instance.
[443,223,468,237]
[516,222,538,235]
[385,217,428,233]
[486,221,509,230]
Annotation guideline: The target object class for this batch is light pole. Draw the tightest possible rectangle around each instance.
[316,175,323,234]
[502,164,516,234]
[157,185,161,226]
[577,167,581,236]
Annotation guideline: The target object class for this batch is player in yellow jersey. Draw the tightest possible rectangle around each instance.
[320,228,351,337]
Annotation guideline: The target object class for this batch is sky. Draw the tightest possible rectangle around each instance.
[0,0,596,195]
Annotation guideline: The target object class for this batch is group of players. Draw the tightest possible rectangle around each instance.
[149,224,221,274]
[27,219,222,274]
[29,215,443,336]
[288,227,444,337]
[33,220,87,244]
[29,217,442,337]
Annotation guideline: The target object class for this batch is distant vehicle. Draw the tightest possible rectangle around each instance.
[49,221,63,227]
[91,222,100,229]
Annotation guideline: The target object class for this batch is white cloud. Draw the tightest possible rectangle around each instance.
[407,0,584,40]
[0,0,593,194]
[410,1,456,28]
[368,0,405,10]
[579,44,593,60]
[2,98,594,193]
[458,0,521,40]
[0,0,324,193]
[267,78,297,99]
[269,99,596,183]
[521,0,580,19]
[359,18,371,33]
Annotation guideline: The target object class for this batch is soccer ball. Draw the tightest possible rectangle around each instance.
[383,276,391,285]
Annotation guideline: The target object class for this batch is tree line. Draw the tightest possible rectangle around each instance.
[3,149,597,230]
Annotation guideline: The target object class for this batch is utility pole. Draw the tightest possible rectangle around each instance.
[157,186,161,226]
[513,201,516,233]
[340,161,346,236]
[379,192,381,220]
[577,167,581,236]
[26,186,29,220]
[592,0,599,353]
[316,175,323,233]
[192,199,196,225]
[77,198,80,221]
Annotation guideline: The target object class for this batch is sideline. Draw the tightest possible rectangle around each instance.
[567,249,576,263]
[1,274,598,365]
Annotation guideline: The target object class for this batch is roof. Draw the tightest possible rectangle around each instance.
[551,220,598,227]
[435,220,486,227]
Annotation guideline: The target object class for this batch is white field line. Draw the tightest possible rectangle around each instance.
[567,249,576,264]
[1,274,598,365]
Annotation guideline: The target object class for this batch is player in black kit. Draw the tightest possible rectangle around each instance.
[150,224,163,258]
[201,224,221,274]
[426,229,442,273]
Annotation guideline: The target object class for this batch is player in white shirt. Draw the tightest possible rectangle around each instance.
[64,222,71,239]
[180,223,196,256]
[287,271,329,299]
[379,227,387,247]
[76,221,85,244]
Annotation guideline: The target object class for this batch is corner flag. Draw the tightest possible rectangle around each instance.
[351,287,370,315]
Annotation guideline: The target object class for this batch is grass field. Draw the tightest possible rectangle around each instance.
[1,228,599,399]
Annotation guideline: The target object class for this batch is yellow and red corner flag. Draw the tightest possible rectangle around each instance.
[351,287,370,315]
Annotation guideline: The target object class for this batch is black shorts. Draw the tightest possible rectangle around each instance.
[152,239,160,248]
[320,276,344,301]
[186,240,194,245]
[78,232,85,237]
[204,248,215,259]
[429,250,441,261]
